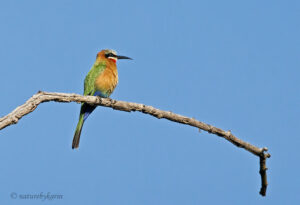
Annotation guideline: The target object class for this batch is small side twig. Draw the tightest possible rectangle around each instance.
[0,91,271,196]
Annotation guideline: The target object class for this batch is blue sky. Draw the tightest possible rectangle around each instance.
[0,0,299,204]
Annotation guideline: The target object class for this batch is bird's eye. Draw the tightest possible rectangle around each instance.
[105,53,113,58]
[107,53,116,58]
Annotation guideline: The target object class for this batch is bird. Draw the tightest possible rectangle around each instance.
[72,49,132,149]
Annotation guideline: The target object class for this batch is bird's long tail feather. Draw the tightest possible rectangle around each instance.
[72,104,96,149]
[72,113,84,149]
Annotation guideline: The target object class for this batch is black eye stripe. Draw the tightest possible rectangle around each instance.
[105,53,115,58]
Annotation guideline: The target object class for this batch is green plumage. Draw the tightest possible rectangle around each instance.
[72,61,107,149]
[84,61,106,96]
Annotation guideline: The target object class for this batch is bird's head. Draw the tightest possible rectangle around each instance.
[96,49,132,63]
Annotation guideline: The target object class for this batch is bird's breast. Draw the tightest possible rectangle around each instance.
[95,66,118,96]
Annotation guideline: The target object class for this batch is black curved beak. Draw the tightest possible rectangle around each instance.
[116,55,132,60]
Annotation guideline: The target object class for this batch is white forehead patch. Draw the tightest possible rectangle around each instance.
[105,49,117,55]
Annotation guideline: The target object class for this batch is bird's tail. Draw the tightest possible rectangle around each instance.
[72,113,84,149]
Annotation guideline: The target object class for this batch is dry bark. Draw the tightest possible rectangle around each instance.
[0,91,271,196]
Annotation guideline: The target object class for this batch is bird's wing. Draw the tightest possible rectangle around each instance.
[83,61,106,96]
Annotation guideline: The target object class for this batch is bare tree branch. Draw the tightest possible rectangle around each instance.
[0,91,271,196]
